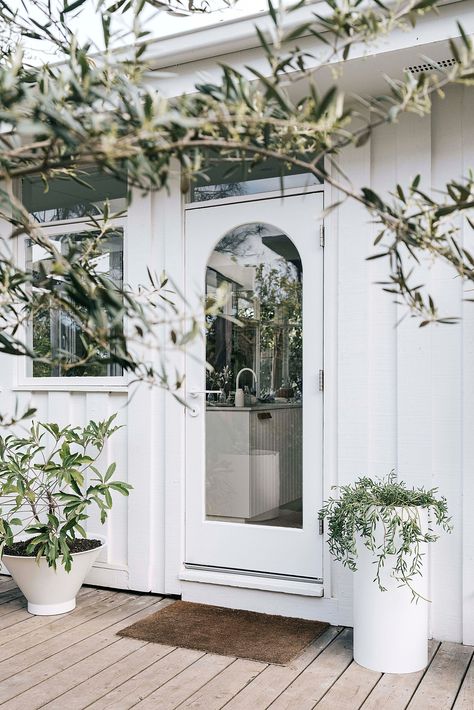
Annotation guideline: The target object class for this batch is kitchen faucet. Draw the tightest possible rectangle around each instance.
[235,368,257,407]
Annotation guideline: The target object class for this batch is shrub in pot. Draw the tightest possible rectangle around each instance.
[319,473,452,674]
[0,415,131,615]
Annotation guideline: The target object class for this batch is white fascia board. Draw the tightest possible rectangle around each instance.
[144,0,468,74]
[147,0,472,98]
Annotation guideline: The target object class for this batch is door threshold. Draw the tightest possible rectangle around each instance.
[180,564,324,597]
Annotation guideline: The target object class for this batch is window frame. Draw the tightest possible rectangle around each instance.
[16,215,129,390]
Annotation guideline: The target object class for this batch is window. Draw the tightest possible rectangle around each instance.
[25,227,124,378]
[189,154,322,203]
[205,222,303,528]
[22,171,127,378]
[22,172,127,224]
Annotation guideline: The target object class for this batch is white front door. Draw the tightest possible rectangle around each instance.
[185,192,324,580]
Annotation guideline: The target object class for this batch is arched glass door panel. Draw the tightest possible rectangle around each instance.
[205,223,303,528]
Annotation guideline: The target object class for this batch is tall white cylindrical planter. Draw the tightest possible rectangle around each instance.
[353,507,429,674]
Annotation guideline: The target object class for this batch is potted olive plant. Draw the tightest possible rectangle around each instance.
[319,473,452,674]
[0,415,131,616]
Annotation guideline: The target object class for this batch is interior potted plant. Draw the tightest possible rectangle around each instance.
[0,414,131,616]
[319,472,452,674]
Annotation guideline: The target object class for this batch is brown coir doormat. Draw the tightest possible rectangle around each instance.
[118,601,329,664]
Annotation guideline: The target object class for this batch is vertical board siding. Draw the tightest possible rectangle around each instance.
[125,188,167,593]
[107,393,129,568]
[0,387,129,586]
[334,138,371,625]
[85,392,110,564]
[461,85,474,646]
[369,120,399,474]
[337,139,371,485]
[337,88,469,642]
[394,111,433,493]
[430,87,464,642]
[393,112,435,635]
[161,162,186,596]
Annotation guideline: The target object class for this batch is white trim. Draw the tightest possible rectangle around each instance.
[180,580,339,623]
[12,384,128,392]
[321,177,338,600]
[144,0,465,72]
[22,216,127,237]
[16,216,127,388]
[23,215,118,230]
[185,184,325,210]
[85,561,130,589]
[160,162,187,597]
[179,567,324,597]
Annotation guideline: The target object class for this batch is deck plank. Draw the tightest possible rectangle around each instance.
[0,596,167,707]
[87,648,208,710]
[0,586,471,710]
[0,590,87,628]
[313,659,381,709]
[0,588,116,656]
[41,642,169,710]
[267,627,353,710]
[225,627,342,710]
[408,642,473,710]
[360,640,440,710]
[41,642,175,710]
[0,587,25,605]
[0,577,16,591]
[0,603,47,631]
[0,590,139,681]
[0,596,26,618]
[173,658,266,710]
[453,652,474,710]
[126,653,235,710]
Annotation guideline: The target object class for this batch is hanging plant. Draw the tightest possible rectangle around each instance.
[319,473,452,600]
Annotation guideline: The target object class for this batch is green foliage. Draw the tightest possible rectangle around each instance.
[0,414,132,572]
[319,473,452,600]
[254,263,302,393]
[0,0,472,425]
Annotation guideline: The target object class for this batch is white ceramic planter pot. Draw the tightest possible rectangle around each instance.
[353,507,428,674]
[2,537,105,616]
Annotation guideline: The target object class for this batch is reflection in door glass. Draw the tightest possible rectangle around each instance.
[205,223,303,528]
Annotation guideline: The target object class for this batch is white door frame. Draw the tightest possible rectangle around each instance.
[161,179,340,611]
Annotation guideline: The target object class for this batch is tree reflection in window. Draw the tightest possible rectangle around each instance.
[26,229,124,377]
[206,223,302,403]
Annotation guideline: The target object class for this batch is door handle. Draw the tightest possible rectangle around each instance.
[189,390,223,399]
[188,389,224,418]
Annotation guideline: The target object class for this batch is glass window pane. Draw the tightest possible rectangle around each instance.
[22,172,127,223]
[189,155,322,203]
[26,228,124,377]
[205,222,303,528]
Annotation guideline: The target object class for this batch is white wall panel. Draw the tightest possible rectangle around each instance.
[334,88,471,643]
[461,84,474,646]
[333,139,371,626]
[369,121,399,474]
[429,87,464,642]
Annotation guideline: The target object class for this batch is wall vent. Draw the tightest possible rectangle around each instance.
[405,57,458,74]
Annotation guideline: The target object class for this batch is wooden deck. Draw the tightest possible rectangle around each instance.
[0,577,472,710]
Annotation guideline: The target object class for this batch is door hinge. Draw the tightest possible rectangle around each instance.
[319,224,325,248]
[318,369,324,391]
[319,517,324,535]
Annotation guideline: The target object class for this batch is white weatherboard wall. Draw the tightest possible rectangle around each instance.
[329,85,474,645]
[6,390,130,589]
[0,192,166,595]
